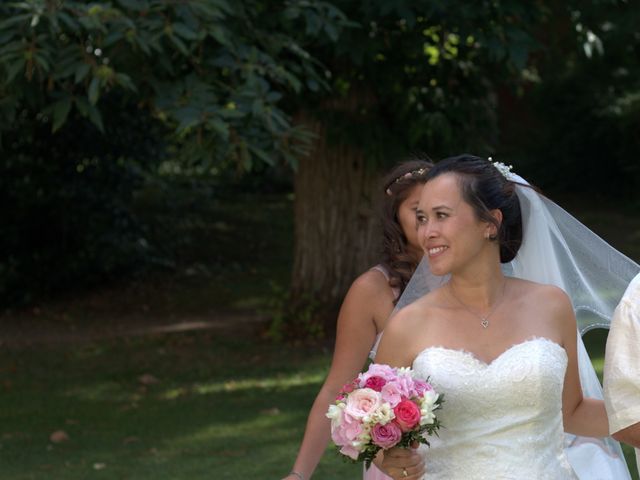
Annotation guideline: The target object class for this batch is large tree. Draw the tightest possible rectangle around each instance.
[3,1,636,332]
[289,1,548,332]
[290,0,640,335]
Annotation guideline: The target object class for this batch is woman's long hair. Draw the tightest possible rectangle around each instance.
[380,156,432,301]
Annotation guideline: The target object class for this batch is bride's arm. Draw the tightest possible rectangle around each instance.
[283,271,393,480]
[612,422,640,448]
[554,288,609,437]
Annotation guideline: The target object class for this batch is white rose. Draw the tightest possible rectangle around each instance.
[420,409,436,425]
[326,403,344,425]
[368,402,395,426]
[421,390,438,408]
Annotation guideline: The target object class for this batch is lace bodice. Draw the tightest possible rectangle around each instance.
[413,337,577,479]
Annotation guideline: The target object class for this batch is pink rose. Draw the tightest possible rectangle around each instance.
[364,375,387,392]
[344,388,381,419]
[395,375,416,398]
[340,380,357,395]
[371,421,402,449]
[380,382,403,407]
[413,379,433,397]
[331,412,362,445]
[394,400,421,431]
[358,363,397,385]
[339,443,360,460]
[342,414,363,442]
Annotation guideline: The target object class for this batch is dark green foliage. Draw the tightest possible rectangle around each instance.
[0,0,344,305]
[502,1,640,197]
[521,71,640,197]
[265,285,324,342]
[0,96,165,304]
[0,0,349,168]
[298,0,548,164]
[1,0,639,307]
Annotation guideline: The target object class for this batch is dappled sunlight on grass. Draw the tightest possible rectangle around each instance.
[156,371,326,400]
[64,381,129,402]
[192,372,325,396]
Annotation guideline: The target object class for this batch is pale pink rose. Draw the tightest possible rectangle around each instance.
[340,443,360,460]
[371,421,402,449]
[331,423,348,446]
[330,411,349,446]
[364,375,386,392]
[331,412,362,445]
[380,382,403,407]
[358,363,397,385]
[344,388,381,419]
[342,414,363,441]
[413,379,433,396]
[394,375,416,398]
[393,400,421,431]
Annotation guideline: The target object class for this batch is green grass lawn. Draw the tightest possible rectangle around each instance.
[0,332,359,479]
[1,328,637,479]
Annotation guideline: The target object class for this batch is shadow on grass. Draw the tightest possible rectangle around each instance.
[1,326,637,479]
[0,331,357,479]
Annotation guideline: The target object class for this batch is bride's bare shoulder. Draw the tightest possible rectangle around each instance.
[376,288,446,366]
[510,278,571,305]
[386,288,445,332]
[509,278,575,330]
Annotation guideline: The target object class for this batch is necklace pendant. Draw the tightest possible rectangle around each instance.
[481,319,489,329]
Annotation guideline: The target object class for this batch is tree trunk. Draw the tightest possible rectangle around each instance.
[291,114,381,334]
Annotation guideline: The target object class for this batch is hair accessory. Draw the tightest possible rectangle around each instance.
[488,156,514,179]
[386,167,429,195]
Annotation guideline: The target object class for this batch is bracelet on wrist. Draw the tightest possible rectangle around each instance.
[289,471,305,480]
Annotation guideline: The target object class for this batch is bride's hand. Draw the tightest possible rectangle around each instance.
[379,445,425,479]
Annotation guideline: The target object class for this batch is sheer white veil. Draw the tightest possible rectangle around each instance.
[392,172,640,479]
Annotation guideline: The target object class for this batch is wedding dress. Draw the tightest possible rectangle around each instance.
[392,167,638,479]
[412,337,577,479]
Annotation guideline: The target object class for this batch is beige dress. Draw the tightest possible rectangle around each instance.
[604,273,640,476]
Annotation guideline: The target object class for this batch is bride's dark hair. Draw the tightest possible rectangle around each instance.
[425,154,523,263]
[380,155,433,301]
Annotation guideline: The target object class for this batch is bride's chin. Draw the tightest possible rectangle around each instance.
[427,262,450,277]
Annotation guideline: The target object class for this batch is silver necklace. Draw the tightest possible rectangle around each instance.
[447,280,507,329]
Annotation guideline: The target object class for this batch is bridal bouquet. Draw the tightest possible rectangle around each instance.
[326,363,443,467]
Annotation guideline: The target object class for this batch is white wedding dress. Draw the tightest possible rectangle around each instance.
[412,337,577,479]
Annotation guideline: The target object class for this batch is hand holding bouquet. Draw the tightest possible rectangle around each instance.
[326,363,443,467]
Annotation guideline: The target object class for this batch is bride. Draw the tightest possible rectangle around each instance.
[374,154,637,479]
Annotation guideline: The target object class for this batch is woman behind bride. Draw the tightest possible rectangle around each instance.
[375,154,608,479]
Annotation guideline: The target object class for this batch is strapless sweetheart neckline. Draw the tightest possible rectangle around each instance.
[414,336,565,368]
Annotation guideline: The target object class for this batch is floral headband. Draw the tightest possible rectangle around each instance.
[385,167,429,196]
